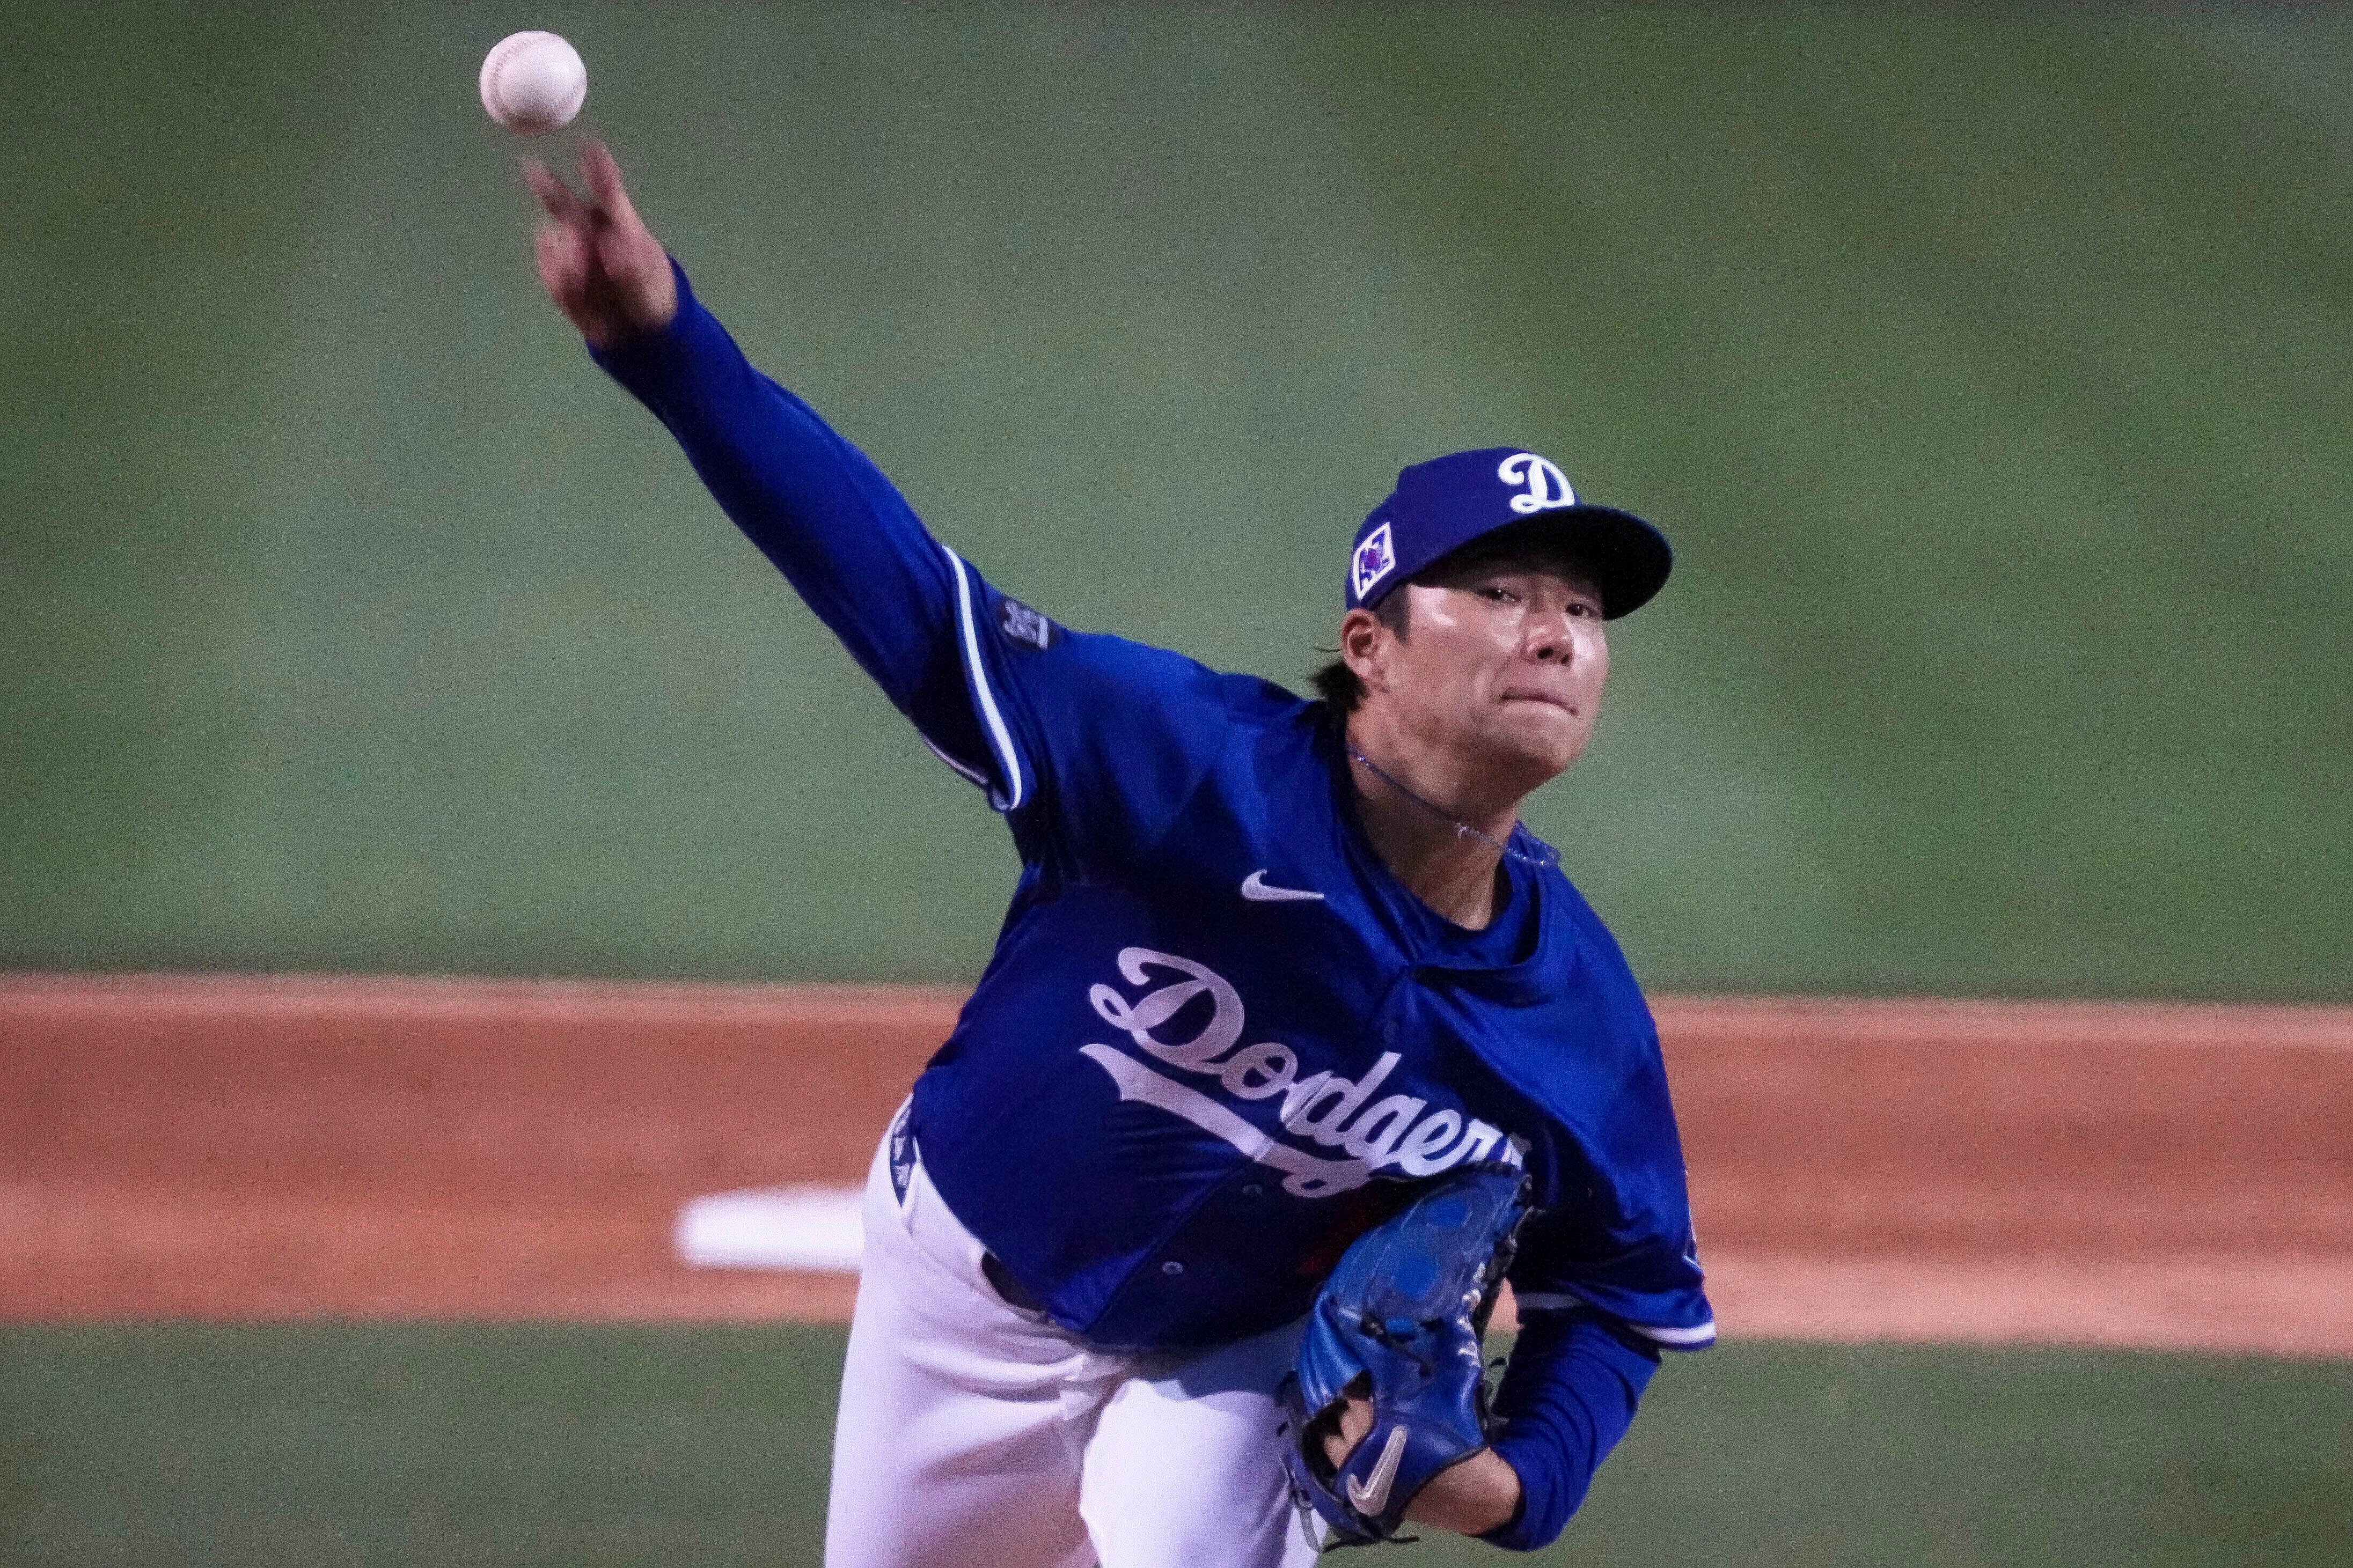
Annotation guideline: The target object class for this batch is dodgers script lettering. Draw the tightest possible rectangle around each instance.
[1079,947,1515,1197]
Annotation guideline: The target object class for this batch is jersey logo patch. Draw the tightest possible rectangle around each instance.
[1077,947,1519,1198]
[886,1101,917,1208]
[1498,452,1575,514]
[997,597,1054,650]
[1240,870,1324,903]
[1350,522,1395,601]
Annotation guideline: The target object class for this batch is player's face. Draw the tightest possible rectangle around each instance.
[1389,559,1609,783]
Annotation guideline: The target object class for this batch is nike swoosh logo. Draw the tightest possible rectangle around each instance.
[1345,1425,1410,1516]
[1241,870,1324,903]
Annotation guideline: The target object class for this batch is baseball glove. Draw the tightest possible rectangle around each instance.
[1278,1162,1531,1547]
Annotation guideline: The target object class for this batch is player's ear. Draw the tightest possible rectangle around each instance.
[1338,607,1390,693]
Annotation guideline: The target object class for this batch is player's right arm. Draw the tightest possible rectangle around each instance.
[526,142,996,781]
[529,143,1250,864]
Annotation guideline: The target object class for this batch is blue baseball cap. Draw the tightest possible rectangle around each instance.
[1344,447,1672,619]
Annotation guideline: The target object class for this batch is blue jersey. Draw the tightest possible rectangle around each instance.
[596,264,1713,1549]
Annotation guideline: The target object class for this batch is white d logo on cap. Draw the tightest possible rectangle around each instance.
[1498,452,1576,514]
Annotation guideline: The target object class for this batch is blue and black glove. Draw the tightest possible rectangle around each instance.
[1278,1162,1531,1547]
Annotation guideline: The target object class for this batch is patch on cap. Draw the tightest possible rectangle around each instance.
[1351,521,1396,602]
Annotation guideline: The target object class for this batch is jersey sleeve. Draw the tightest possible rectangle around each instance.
[592,260,994,782]
[1508,1199,1712,1348]
[930,572,1244,875]
[1479,1311,1658,1552]
[1504,1023,1716,1351]
[591,260,1237,871]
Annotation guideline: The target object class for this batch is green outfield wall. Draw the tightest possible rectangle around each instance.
[5,4,2349,995]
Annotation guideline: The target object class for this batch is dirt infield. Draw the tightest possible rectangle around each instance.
[4,975,2349,1355]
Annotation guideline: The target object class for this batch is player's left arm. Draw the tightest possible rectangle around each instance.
[1467,1152,1711,1549]
[1468,1022,1713,1548]
[1473,1303,1661,1549]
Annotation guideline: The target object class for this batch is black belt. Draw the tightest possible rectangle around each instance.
[981,1250,1045,1313]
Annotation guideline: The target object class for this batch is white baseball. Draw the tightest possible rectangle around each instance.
[479,31,588,134]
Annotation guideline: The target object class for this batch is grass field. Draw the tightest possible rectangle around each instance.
[4,1324,2348,1566]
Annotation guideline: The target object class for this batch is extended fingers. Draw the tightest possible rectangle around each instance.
[523,157,589,225]
[577,138,642,229]
[523,142,666,345]
[535,218,597,308]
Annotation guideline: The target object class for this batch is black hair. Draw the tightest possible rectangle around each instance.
[1308,590,1410,714]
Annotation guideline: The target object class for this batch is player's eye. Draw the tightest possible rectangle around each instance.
[1477,585,1516,603]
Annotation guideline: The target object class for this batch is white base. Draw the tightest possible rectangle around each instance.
[673,1184,866,1271]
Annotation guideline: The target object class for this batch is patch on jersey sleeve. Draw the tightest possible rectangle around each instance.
[997,596,1055,650]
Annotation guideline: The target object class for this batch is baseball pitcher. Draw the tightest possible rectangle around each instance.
[526,142,1713,1566]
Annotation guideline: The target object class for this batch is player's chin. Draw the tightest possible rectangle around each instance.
[1485,703,1588,775]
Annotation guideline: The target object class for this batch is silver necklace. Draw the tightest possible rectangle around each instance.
[1345,745,1560,870]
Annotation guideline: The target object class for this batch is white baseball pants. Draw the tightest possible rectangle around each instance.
[823,1128,1325,1568]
